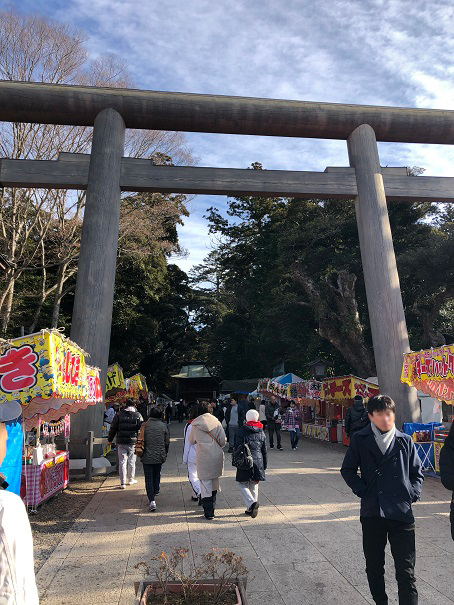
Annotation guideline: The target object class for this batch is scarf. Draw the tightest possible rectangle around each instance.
[246,421,263,428]
[371,422,396,455]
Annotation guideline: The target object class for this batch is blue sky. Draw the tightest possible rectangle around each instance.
[7,0,454,271]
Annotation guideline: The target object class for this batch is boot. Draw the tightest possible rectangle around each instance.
[202,496,215,520]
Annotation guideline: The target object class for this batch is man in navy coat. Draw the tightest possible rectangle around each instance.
[341,395,424,605]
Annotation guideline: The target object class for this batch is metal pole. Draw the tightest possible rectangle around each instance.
[347,124,420,427]
[70,108,125,458]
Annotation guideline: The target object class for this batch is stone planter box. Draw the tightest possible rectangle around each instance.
[134,579,248,605]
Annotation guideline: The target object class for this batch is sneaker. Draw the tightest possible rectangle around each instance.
[277,446,283,450]
[119,484,126,489]
[295,446,298,450]
[245,509,253,515]
[269,445,274,449]
[191,496,199,501]
[149,501,156,512]
[155,491,160,496]
[128,479,138,485]
[250,502,260,518]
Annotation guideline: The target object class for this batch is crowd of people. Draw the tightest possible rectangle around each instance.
[103,392,454,605]
[0,392,453,604]
[105,394,305,519]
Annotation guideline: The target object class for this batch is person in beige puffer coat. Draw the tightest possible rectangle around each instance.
[188,402,226,519]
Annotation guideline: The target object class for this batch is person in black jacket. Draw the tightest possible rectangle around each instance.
[341,395,424,605]
[108,399,143,489]
[234,409,267,518]
[439,422,454,541]
[265,396,283,450]
[345,395,370,438]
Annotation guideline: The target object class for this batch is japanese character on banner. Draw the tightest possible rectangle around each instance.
[0,345,39,393]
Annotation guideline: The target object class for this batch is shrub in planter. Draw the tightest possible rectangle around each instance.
[134,548,248,605]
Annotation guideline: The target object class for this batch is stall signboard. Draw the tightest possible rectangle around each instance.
[0,331,88,408]
[126,374,144,399]
[321,376,379,403]
[401,345,454,405]
[257,378,293,399]
[106,362,125,393]
[86,366,103,403]
[296,381,322,400]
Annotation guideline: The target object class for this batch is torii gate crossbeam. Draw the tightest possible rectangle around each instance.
[2,81,452,446]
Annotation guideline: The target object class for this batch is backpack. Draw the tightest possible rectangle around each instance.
[351,411,370,433]
[232,441,254,471]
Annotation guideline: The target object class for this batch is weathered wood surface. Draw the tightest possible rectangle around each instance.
[348,124,419,424]
[69,108,125,458]
[1,154,453,201]
[1,80,454,143]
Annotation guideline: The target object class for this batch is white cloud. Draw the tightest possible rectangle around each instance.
[12,0,454,269]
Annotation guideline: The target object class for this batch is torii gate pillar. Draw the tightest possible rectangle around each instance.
[348,124,419,426]
[70,108,125,458]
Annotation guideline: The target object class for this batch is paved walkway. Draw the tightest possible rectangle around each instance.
[37,427,454,605]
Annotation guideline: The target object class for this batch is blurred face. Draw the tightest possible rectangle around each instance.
[231,399,237,406]
[290,402,295,409]
[369,409,395,432]
[271,397,275,403]
[0,425,8,467]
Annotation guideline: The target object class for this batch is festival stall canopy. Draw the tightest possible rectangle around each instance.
[0,330,103,429]
[401,345,454,405]
[273,373,305,385]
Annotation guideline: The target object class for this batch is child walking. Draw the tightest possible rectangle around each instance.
[235,409,267,518]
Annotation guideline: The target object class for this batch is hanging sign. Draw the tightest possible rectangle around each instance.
[321,376,379,403]
[0,331,88,408]
[106,362,125,393]
[401,345,454,404]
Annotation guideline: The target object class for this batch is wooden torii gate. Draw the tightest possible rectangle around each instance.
[1,80,453,448]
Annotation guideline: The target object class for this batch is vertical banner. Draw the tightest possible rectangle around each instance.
[0,418,23,495]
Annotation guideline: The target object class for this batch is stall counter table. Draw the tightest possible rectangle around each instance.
[21,451,69,509]
[301,423,330,442]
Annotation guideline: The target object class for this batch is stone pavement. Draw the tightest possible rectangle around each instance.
[37,426,454,605]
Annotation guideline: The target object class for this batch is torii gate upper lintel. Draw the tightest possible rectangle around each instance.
[1,81,452,451]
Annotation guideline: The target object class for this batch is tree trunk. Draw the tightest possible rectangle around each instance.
[51,261,69,328]
[293,263,376,377]
[413,287,454,348]
[0,274,15,335]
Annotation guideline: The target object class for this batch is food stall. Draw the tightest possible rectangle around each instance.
[321,375,380,444]
[0,329,102,508]
[401,345,453,473]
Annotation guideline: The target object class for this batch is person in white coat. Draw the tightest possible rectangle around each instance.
[182,405,201,504]
[0,404,39,605]
[188,402,226,520]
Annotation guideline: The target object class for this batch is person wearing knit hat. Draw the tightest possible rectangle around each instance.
[234,408,267,518]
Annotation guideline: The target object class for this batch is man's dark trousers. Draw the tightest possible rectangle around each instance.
[361,517,418,605]
[268,421,281,448]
